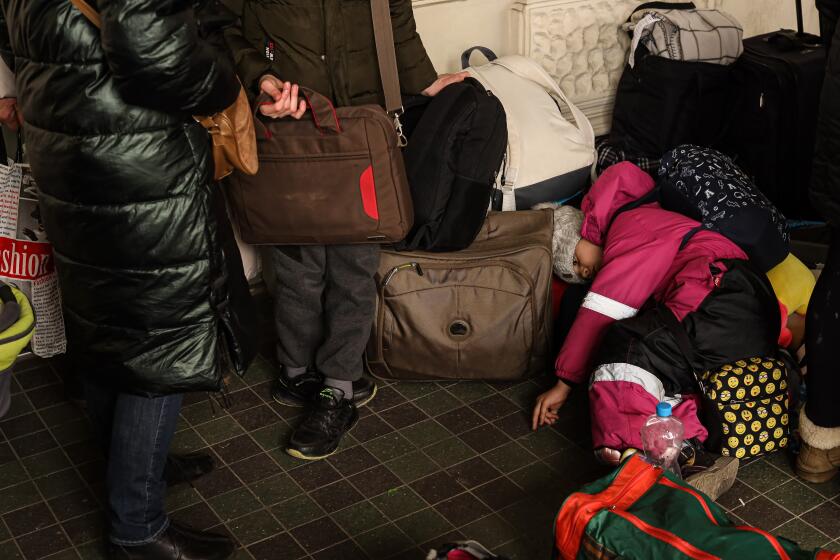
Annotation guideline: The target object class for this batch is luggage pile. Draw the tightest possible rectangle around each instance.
[364,48,597,382]
[603,0,826,220]
[216,0,834,557]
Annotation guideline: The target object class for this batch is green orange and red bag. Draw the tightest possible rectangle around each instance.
[555,455,839,560]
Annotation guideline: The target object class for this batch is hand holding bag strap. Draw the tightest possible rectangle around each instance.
[253,88,341,137]
[370,0,402,115]
[70,0,101,27]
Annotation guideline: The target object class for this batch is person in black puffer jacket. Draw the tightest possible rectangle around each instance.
[0,0,258,558]
[797,0,840,485]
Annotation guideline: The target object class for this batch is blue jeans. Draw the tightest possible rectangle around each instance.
[84,379,183,545]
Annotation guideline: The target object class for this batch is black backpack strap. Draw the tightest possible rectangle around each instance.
[606,188,660,234]
[461,46,498,69]
[678,225,704,250]
[656,303,702,393]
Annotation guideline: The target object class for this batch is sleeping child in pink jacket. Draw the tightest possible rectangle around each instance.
[532,162,781,466]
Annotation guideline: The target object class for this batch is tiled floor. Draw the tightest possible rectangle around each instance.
[1,354,839,560]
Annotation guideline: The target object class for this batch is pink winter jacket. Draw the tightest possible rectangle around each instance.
[555,162,748,385]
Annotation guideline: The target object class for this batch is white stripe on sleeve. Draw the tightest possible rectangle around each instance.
[582,292,638,321]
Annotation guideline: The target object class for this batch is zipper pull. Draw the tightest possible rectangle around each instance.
[383,262,423,286]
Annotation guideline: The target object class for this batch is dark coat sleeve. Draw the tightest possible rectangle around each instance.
[98,0,239,114]
[389,0,437,94]
[818,0,840,49]
[0,5,14,72]
[811,9,840,224]
[221,0,274,95]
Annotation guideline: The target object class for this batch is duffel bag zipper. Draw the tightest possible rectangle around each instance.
[556,459,662,559]
[382,262,424,286]
[259,152,369,162]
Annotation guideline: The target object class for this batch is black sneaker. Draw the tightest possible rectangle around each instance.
[350,376,377,407]
[272,369,324,407]
[286,388,358,461]
[272,369,378,408]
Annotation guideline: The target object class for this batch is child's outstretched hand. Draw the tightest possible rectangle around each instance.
[532,379,572,430]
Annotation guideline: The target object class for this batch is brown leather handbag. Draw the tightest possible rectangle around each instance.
[224,0,414,245]
[69,0,258,182]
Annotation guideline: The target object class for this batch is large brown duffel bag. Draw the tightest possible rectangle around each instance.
[366,209,554,381]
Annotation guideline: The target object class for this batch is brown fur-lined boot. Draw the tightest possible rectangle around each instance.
[795,408,840,484]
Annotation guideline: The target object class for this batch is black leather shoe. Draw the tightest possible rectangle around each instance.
[163,453,215,486]
[273,370,378,408]
[286,388,358,461]
[107,521,234,559]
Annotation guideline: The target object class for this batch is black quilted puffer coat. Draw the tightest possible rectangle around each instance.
[0,0,258,394]
[812,0,840,224]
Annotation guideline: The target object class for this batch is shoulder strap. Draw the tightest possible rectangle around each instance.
[70,0,101,28]
[490,58,595,148]
[370,0,402,115]
[461,46,498,69]
[606,187,660,233]
[656,304,704,393]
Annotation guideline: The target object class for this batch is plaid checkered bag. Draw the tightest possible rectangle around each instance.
[594,138,660,177]
[629,8,743,66]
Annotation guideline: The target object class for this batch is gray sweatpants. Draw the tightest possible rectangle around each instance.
[267,244,380,382]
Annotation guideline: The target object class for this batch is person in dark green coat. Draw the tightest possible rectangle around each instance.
[224,0,466,462]
[0,0,258,557]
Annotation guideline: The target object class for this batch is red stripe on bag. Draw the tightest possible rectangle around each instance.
[657,478,719,525]
[816,551,840,559]
[736,526,791,560]
[359,166,379,220]
[612,510,721,560]
[555,455,660,559]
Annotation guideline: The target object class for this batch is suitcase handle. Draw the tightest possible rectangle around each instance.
[253,87,342,138]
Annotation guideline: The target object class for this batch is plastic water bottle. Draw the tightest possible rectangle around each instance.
[640,402,684,478]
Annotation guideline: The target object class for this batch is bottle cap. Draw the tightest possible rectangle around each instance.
[656,402,672,417]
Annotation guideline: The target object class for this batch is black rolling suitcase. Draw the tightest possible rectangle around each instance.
[724,0,826,220]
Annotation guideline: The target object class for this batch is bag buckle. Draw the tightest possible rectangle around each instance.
[390,107,408,148]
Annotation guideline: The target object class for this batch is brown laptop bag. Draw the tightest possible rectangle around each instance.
[225,0,414,245]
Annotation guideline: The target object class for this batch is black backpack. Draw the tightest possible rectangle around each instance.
[608,2,738,159]
[397,78,507,252]
[610,146,790,272]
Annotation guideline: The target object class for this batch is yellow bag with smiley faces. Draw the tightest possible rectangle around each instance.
[699,357,791,459]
